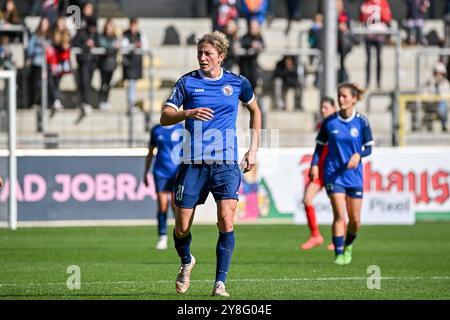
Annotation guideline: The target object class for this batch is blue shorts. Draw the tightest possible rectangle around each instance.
[325,183,363,199]
[174,162,241,208]
[154,175,176,193]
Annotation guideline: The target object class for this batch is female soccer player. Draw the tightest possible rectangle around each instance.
[143,123,183,250]
[310,83,373,265]
[160,31,261,296]
[301,97,337,250]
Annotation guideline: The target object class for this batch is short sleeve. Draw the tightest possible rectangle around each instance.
[316,120,329,146]
[362,118,374,147]
[165,78,187,111]
[239,76,254,104]
[149,126,157,148]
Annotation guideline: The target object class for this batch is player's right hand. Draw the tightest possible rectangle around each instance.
[186,108,214,121]
[309,165,319,182]
[143,175,148,187]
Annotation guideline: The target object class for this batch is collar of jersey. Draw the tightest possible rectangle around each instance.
[198,68,223,81]
[337,109,356,123]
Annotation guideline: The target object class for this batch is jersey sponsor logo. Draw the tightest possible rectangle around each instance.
[157,134,163,141]
[221,85,233,96]
[195,88,205,92]
[331,129,339,135]
[350,127,359,137]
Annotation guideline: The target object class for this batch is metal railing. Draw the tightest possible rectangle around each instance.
[398,93,450,146]
[37,46,154,148]
[0,24,29,48]
[237,47,323,129]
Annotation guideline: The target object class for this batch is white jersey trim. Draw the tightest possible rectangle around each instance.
[198,68,224,81]
[244,94,255,105]
[316,140,326,146]
[337,110,356,123]
[164,102,179,111]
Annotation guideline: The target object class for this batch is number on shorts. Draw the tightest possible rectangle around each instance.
[176,185,184,201]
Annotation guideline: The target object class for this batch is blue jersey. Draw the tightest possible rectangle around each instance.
[315,111,374,188]
[150,124,184,178]
[165,68,254,162]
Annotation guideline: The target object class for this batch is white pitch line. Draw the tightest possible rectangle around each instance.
[0,276,449,288]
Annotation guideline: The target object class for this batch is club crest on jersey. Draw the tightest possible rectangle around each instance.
[350,127,359,137]
[222,85,233,96]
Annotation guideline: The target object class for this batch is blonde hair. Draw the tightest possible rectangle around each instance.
[197,31,229,57]
[337,82,366,101]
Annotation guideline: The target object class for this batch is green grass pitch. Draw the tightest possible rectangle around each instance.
[0,223,449,300]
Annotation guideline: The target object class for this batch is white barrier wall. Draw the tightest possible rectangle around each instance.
[1,147,448,226]
[196,147,450,225]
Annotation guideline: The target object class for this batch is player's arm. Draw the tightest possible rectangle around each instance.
[160,105,214,125]
[348,118,374,169]
[241,99,261,173]
[143,145,156,187]
[310,122,328,180]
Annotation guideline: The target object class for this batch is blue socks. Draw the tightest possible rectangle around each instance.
[173,230,192,265]
[333,236,345,255]
[345,232,357,247]
[157,211,167,236]
[216,231,235,283]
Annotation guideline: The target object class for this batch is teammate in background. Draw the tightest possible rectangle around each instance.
[301,97,337,250]
[143,123,183,250]
[160,31,261,297]
[310,83,373,265]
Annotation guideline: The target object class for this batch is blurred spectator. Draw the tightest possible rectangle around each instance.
[52,16,71,76]
[308,13,323,87]
[73,16,99,115]
[285,0,302,35]
[360,0,392,89]
[240,0,269,26]
[26,17,51,108]
[337,0,353,83]
[308,13,323,53]
[421,62,450,132]
[0,0,24,43]
[80,1,97,30]
[238,19,265,90]
[273,55,302,111]
[49,16,72,111]
[41,0,59,26]
[0,34,14,70]
[404,0,430,45]
[1,0,21,24]
[98,18,119,112]
[222,19,239,71]
[121,17,149,115]
[212,0,238,32]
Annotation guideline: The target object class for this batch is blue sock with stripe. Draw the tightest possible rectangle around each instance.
[157,211,167,236]
[216,231,235,283]
[333,236,345,255]
[173,230,192,265]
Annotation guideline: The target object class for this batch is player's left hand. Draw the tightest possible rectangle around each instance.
[241,150,257,173]
[347,153,361,169]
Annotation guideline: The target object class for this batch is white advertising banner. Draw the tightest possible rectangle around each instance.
[195,147,450,225]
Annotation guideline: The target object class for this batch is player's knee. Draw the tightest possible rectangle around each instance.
[348,218,361,230]
[334,216,346,224]
[217,217,234,233]
[303,197,312,206]
[174,226,190,238]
